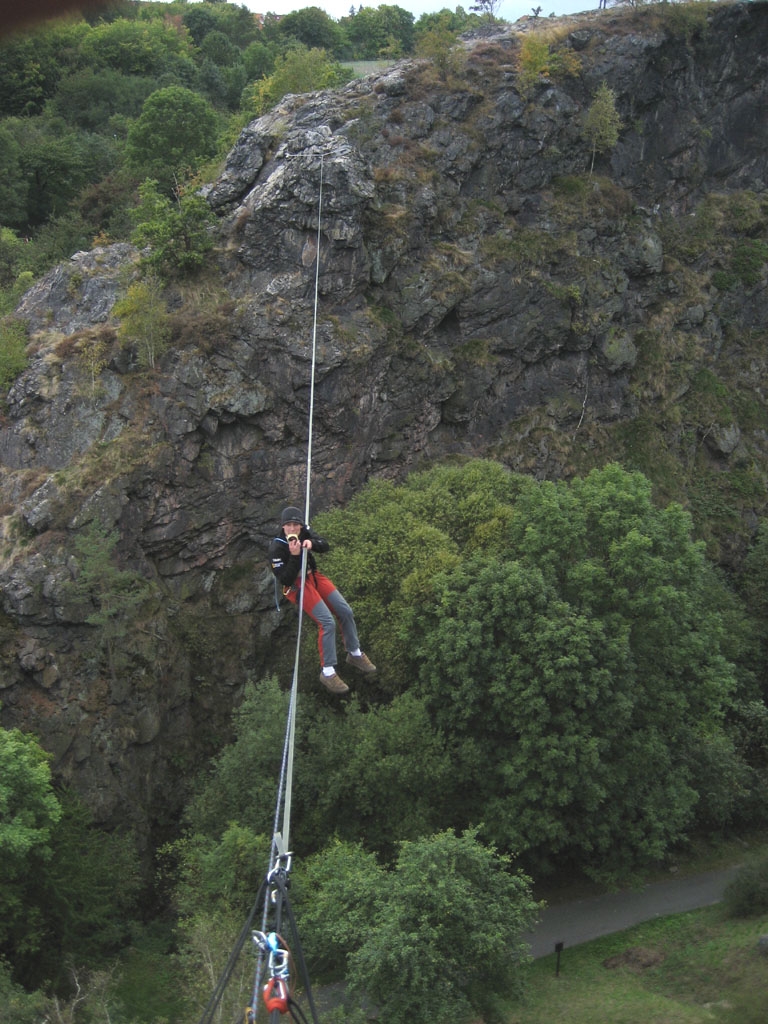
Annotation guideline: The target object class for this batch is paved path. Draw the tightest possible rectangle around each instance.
[524,865,741,959]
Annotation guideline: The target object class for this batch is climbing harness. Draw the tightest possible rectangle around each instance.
[198,141,328,1024]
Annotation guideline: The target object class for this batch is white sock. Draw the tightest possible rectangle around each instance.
[322,665,337,676]
[349,649,362,657]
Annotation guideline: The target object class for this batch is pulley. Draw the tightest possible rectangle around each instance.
[262,977,290,1014]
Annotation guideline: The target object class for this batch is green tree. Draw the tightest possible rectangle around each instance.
[0,726,62,969]
[15,790,141,989]
[125,85,220,192]
[65,519,152,678]
[73,168,137,243]
[183,3,219,46]
[242,39,280,81]
[343,5,415,59]
[0,960,48,1022]
[114,274,171,369]
[347,828,538,1024]
[200,28,242,67]
[415,17,466,80]
[316,461,740,880]
[183,677,451,864]
[198,56,247,111]
[0,228,26,289]
[293,840,385,980]
[130,178,215,277]
[0,318,28,391]
[17,210,92,278]
[0,126,28,229]
[277,6,346,55]
[79,17,195,78]
[245,46,352,117]
[415,7,474,36]
[0,31,66,116]
[740,519,768,670]
[47,67,157,132]
[5,114,117,229]
[583,80,622,173]
[205,1,262,48]
[297,690,454,856]
[316,460,519,677]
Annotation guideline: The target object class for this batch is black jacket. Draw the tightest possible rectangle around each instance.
[268,525,330,588]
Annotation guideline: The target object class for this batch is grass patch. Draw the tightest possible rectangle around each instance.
[511,905,768,1024]
[345,60,394,78]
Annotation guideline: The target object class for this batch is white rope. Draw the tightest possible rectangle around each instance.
[252,144,326,1014]
[283,148,323,853]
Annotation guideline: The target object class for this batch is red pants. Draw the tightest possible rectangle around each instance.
[283,570,360,668]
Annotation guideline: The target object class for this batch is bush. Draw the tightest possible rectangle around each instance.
[293,840,384,981]
[347,828,538,1024]
[0,318,28,391]
[131,179,215,278]
[722,852,768,917]
[0,960,48,1023]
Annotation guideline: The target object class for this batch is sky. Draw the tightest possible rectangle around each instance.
[181,0,599,25]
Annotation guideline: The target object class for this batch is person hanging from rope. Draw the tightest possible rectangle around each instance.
[269,506,377,695]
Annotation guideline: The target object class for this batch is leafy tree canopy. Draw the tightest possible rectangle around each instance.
[0,726,61,968]
[5,114,117,228]
[341,4,415,59]
[244,45,353,117]
[316,461,740,879]
[47,67,157,131]
[277,6,347,53]
[125,85,221,191]
[13,790,142,989]
[200,28,242,67]
[347,828,537,1024]
[0,22,88,116]
[130,178,216,278]
[583,80,622,173]
[79,16,195,77]
[0,726,61,879]
[0,129,27,231]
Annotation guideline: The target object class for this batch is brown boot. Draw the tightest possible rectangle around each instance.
[346,652,377,674]
[319,669,349,695]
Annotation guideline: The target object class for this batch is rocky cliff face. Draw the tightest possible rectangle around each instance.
[2,1,767,849]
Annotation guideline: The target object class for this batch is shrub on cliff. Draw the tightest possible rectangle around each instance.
[0,317,28,392]
[130,179,215,279]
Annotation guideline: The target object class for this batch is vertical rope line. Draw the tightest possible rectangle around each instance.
[304,149,323,528]
[284,149,323,853]
[252,147,325,1014]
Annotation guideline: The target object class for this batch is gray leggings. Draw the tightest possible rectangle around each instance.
[287,570,360,668]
